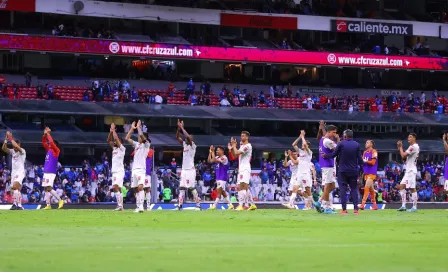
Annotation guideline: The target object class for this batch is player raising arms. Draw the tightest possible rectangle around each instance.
[443,133,448,194]
[397,133,419,212]
[176,119,201,211]
[283,150,299,209]
[107,123,125,211]
[316,123,339,214]
[359,140,378,210]
[208,145,233,210]
[293,130,316,211]
[230,131,256,211]
[125,120,150,213]
[41,127,64,210]
[2,131,26,210]
[144,148,154,210]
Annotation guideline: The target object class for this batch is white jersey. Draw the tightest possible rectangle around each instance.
[287,160,298,175]
[112,144,126,173]
[238,143,252,171]
[182,141,196,170]
[10,148,26,175]
[298,149,312,173]
[405,143,419,172]
[131,140,150,171]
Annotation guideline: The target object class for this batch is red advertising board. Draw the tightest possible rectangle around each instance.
[220,13,297,30]
[0,34,447,71]
[0,0,36,12]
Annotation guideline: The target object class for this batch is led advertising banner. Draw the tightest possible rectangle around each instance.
[0,34,446,70]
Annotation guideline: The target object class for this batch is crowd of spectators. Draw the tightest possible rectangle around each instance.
[3,74,448,116]
[51,23,116,40]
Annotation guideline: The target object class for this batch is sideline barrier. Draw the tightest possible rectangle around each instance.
[1,202,447,210]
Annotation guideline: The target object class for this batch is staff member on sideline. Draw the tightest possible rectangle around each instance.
[324,129,363,215]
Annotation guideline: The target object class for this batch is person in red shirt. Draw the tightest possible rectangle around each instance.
[211,187,218,201]
[168,82,175,92]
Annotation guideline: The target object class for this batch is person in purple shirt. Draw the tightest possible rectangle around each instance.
[442,133,448,193]
[207,145,233,210]
[316,121,339,214]
[41,127,64,210]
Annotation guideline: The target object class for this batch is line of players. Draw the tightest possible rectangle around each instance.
[3,118,446,212]
[108,119,257,211]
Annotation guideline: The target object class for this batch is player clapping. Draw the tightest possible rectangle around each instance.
[2,131,26,210]
[41,127,64,210]
[208,145,233,210]
[230,131,256,211]
[176,119,201,211]
[108,123,125,211]
[125,120,150,213]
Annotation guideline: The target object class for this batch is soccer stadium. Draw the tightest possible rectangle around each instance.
[1,0,448,271]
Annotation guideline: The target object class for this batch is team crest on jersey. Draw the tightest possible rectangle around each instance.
[145,179,149,184]
[114,177,116,181]
[239,175,243,179]
[138,176,141,180]
[303,180,307,184]
[186,180,190,184]
[15,175,18,178]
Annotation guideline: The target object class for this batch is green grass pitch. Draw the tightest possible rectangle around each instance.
[0,209,447,272]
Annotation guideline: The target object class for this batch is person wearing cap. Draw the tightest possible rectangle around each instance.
[324,129,363,215]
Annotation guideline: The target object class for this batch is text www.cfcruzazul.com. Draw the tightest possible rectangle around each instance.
[328,54,406,67]
[109,42,194,57]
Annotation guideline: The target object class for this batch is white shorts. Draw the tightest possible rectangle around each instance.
[400,171,417,189]
[131,169,146,188]
[112,172,124,188]
[144,175,151,188]
[42,173,56,187]
[11,172,25,185]
[444,179,448,191]
[322,167,336,185]
[288,174,299,191]
[237,169,250,185]
[180,169,196,188]
[298,172,312,190]
[216,180,227,189]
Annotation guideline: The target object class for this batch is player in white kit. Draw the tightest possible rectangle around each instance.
[176,119,201,211]
[108,123,125,211]
[230,131,256,211]
[283,150,299,209]
[293,130,315,210]
[125,120,150,213]
[2,131,26,210]
[397,133,419,212]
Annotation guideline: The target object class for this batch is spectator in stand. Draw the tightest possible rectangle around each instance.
[269,85,275,99]
[25,72,32,88]
[47,84,54,100]
[220,97,231,107]
[83,89,90,102]
[259,91,266,104]
[36,82,44,99]
[265,189,274,201]
[190,93,197,106]
[187,78,195,91]
[13,84,20,100]
[239,90,246,106]
[170,158,177,173]
[155,93,163,104]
